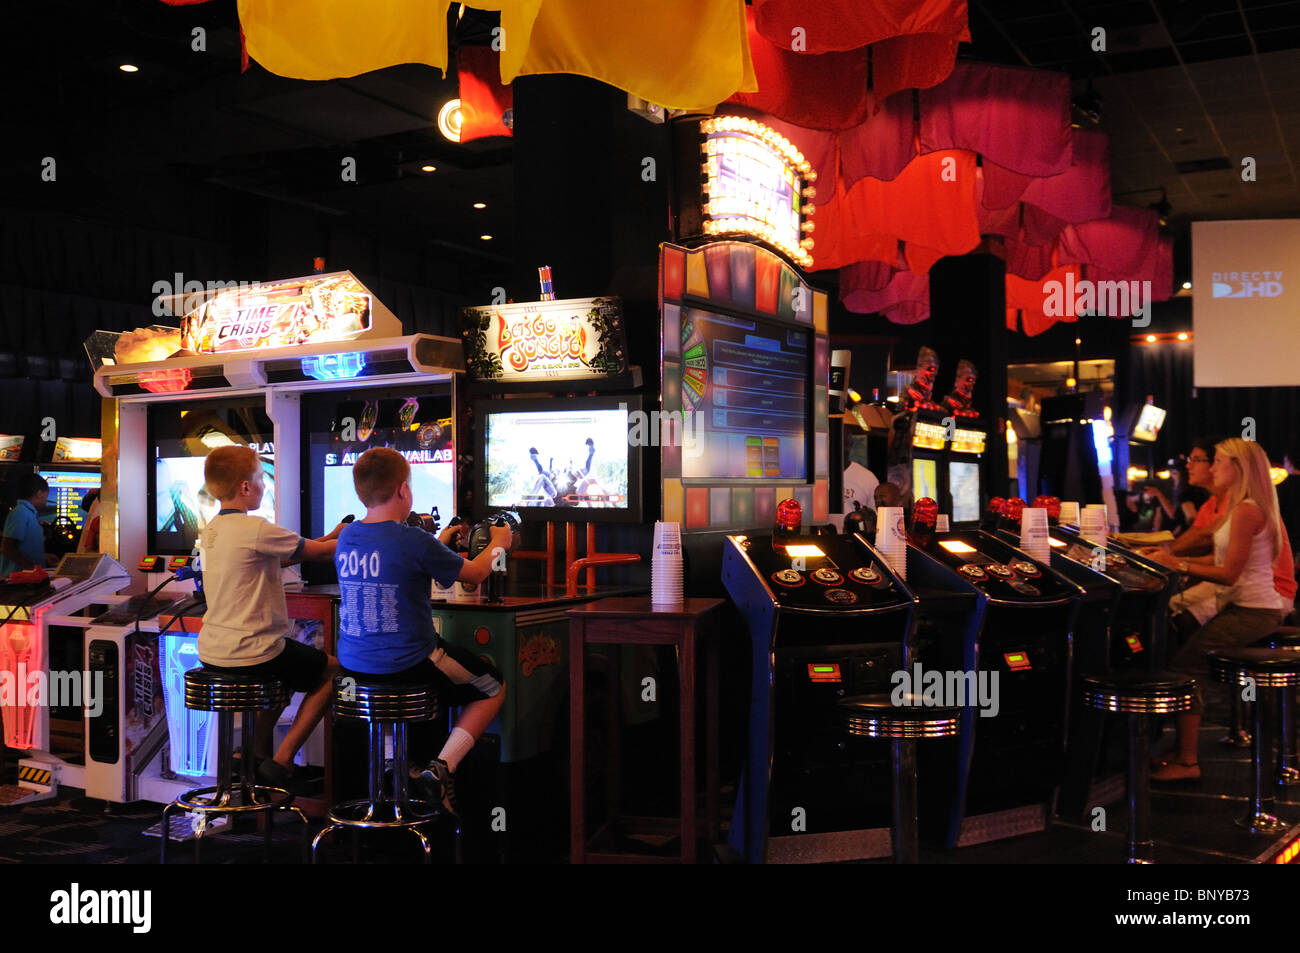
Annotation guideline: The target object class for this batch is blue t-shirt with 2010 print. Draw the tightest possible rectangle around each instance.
[335,520,464,674]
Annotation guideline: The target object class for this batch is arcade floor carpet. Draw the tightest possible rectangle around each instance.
[1,710,1298,864]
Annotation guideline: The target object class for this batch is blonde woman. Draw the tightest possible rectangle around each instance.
[1144,438,1290,782]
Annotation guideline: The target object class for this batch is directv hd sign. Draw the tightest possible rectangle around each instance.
[1210,270,1284,298]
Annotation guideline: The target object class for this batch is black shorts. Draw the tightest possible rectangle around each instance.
[203,638,329,695]
[345,639,503,707]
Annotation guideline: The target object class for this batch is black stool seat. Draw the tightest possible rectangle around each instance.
[161,668,305,864]
[184,669,287,712]
[312,674,452,864]
[1207,649,1300,688]
[838,694,961,740]
[836,694,960,864]
[1252,627,1300,649]
[1081,671,1196,714]
[333,677,437,722]
[1206,648,1300,832]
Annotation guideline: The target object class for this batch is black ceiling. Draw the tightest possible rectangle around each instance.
[4,0,1298,280]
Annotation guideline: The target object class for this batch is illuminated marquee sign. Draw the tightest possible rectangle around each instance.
[460,296,626,382]
[180,273,373,354]
[700,116,816,268]
[951,429,987,455]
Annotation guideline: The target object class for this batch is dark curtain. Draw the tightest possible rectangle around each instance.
[1125,341,1300,463]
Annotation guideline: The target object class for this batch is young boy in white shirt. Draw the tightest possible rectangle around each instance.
[197,445,343,790]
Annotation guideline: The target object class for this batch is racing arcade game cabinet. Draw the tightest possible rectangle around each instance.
[86,270,464,817]
[457,293,644,861]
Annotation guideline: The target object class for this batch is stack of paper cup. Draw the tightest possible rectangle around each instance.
[876,506,908,581]
[1020,507,1051,562]
[652,521,684,609]
[936,514,950,532]
[1080,504,1108,548]
[1058,501,1081,527]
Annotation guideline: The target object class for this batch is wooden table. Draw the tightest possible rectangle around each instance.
[567,597,723,863]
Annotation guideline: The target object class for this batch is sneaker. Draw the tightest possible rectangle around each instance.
[256,758,312,796]
[412,758,458,815]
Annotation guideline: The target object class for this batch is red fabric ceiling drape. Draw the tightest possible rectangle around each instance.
[457,46,513,142]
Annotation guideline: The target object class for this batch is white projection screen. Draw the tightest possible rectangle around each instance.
[1192,219,1300,387]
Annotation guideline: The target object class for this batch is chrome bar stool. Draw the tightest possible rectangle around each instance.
[837,694,960,864]
[1207,647,1300,833]
[1252,628,1300,787]
[311,675,456,864]
[160,670,307,863]
[1081,670,1195,863]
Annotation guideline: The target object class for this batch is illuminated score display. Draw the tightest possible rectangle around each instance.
[699,116,816,268]
[913,421,948,451]
[951,428,987,454]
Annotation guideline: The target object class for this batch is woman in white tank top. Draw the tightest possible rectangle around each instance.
[1148,438,1287,782]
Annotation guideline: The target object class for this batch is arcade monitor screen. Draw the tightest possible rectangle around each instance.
[912,457,939,503]
[1132,404,1166,443]
[39,468,101,531]
[305,390,455,537]
[679,307,809,480]
[478,396,641,522]
[150,399,275,553]
[949,460,981,525]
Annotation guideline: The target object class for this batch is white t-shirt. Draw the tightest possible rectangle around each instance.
[843,462,880,513]
[198,513,304,666]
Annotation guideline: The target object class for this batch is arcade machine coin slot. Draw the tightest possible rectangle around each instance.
[723,526,919,864]
[901,529,1082,849]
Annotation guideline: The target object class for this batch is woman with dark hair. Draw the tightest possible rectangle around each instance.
[1145,458,1208,538]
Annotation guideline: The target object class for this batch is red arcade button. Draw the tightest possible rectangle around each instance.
[474,627,491,645]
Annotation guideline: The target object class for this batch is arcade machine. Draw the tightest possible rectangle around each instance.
[991,500,1178,818]
[1039,391,1120,526]
[454,293,645,860]
[39,448,102,560]
[83,270,465,816]
[1113,398,1167,499]
[887,347,947,507]
[670,115,849,862]
[0,553,130,804]
[903,527,1082,848]
[722,506,916,863]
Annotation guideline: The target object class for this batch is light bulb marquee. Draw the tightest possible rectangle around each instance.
[699,116,816,269]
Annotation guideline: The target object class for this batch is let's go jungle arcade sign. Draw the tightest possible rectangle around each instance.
[460,296,627,383]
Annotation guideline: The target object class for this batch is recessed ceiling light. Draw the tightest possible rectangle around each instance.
[119,64,139,73]
[480,234,493,241]
[420,164,437,173]
[1181,281,1192,290]
[473,202,486,209]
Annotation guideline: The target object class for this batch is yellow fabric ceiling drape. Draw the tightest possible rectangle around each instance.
[238,0,451,80]
[238,0,754,112]
[496,0,756,112]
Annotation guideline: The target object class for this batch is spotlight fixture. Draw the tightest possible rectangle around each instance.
[1149,188,1172,227]
[438,99,463,143]
[420,164,437,173]
[473,202,486,209]
[119,64,139,73]
[479,234,493,241]
[1072,80,1103,127]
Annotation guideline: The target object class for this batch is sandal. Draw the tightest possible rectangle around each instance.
[1150,760,1200,783]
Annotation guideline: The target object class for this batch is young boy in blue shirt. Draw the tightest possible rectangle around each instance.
[335,447,512,813]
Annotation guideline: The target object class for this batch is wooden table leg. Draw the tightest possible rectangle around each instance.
[706,626,719,845]
[679,632,697,864]
[569,623,586,864]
